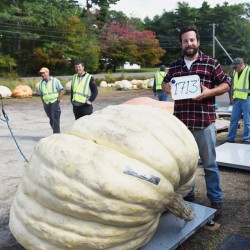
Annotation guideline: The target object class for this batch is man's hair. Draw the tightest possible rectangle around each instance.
[74,60,84,66]
[179,26,200,43]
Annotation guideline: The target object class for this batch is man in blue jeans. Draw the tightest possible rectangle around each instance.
[162,26,230,221]
[227,58,250,144]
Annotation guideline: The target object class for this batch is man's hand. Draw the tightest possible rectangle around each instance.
[162,81,171,94]
[192,85,210,101]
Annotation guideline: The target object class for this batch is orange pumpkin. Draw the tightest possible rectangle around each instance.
[12,85,33,98]
[124,97,174,114]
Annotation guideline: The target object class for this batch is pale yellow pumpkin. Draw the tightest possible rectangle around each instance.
[0,85,12,98]
[9,104,198,250]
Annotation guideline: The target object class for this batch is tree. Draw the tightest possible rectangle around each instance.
[0,55,17,77]
[0,0,98,76]
[99,22,165,71]
[144,1,250,66]
[131,30,165,67]
[99,22,136,72]
[84,0,119,25]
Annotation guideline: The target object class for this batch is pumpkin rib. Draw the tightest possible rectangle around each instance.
[11,189,161,250]
[67,105,197,192]
[67,113,182,187]
[22,135,172,227]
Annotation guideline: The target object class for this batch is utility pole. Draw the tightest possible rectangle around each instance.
[212,23,233,62]
[213,23,215,58]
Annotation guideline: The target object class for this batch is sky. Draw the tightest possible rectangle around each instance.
[80,0,248,20]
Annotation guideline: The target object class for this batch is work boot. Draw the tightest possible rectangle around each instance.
[210,202,223,221]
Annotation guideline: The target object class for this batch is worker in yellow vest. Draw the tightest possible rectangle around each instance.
[227,58,250,144]
[153,65,168,101]
[38,67,64,133]
[71,60,98,120]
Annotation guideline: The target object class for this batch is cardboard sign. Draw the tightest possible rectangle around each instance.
[171,75,201,100]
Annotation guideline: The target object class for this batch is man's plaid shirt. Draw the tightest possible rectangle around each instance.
[164,51,230,130]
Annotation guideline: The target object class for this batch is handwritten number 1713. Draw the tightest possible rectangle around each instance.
[173,80,199,95]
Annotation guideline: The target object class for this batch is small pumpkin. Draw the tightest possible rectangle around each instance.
[10,104,198,250]
[12,84,32,98]
[65,81,72,93]
[0,85,12,98]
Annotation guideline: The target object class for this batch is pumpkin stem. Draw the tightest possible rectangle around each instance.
[165,192,196,221]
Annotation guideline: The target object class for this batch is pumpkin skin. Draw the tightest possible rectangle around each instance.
[12,84,32,98]
[9,104,198,250]
[0,85,12,98]
[124,97,174,114]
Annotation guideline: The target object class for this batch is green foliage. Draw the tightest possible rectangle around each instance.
[99,22,165,71]
[144,2,250,65]
[0,0,249,77]
[0,55,17,77]
[0,79,23,91]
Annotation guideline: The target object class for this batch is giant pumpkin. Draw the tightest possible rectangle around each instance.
[9,104,198,250]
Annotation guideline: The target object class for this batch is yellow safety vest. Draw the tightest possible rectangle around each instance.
[155,71,166,90]
[233,66,250,100]
[72,73,92,103]
[40,77,59,104]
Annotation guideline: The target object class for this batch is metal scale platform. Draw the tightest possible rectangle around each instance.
[141,202,216,250]
[216,142,250,171]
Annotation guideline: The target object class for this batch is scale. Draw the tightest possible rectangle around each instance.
[216,143,250,171]
[140,202,216,250]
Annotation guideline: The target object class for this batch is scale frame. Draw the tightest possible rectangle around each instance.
[140,202,216,250]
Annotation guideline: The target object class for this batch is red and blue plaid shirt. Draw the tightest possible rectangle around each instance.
[164,51,230,130]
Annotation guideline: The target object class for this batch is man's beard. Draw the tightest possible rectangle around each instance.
[183,47,199,57]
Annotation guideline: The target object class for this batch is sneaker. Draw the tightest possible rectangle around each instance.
[242,140,250,144]
[210,202,223,221]
[183,194,195,202]
[226,140,235,143]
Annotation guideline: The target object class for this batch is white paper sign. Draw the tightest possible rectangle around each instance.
[171,75,201,100]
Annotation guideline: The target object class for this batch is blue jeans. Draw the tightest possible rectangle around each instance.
[190,123,223,203]
[227,97,250,141]
[157,90,168,101]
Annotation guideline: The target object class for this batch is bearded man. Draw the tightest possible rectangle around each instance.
[162,26,230,221]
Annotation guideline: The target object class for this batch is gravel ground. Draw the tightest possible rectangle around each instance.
[0,88,249,250]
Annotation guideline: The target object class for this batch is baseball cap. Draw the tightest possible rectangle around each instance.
[230,58,244,68]
[39,67,50,74]
[160,65,166,71]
